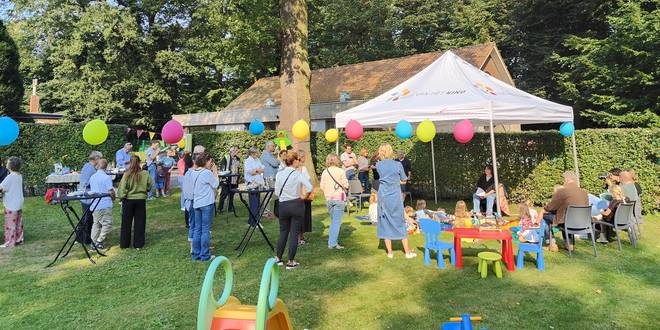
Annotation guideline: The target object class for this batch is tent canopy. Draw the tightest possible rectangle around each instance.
[335,51,573,128]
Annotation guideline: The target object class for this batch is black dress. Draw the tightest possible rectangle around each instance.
[301,200,312,233]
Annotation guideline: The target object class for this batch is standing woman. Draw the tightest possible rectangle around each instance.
[296,150,313,245]
[189,153,219,261]
[319,154,349,249]
[117,155,153,249]
[375,144,416,259]
[370,152,381,192]
[0,157,24,248]
[357,148,370,193]
[274,151,313,270]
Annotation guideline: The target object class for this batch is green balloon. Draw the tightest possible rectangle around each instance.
[83,119,109,145]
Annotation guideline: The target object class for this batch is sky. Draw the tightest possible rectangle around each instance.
[0,1,14,21]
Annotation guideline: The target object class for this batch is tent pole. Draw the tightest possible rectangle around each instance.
[488,101,501,218]
[431,139,438,203]
[571,132,580,186]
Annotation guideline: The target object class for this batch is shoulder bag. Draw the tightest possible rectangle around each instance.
[325,168,348,202]
[274,169,295,218]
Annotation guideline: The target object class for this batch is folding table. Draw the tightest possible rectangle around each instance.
[47,192,109,267]
[232,188,275,257]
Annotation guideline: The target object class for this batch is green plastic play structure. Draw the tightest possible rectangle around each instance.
[197,257,292,330]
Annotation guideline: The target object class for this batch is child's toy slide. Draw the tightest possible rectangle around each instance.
[197,257,293,330]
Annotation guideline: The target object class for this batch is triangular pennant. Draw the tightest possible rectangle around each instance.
[126,128,131,133]
[136,129,143,138]
[149,132,155,140]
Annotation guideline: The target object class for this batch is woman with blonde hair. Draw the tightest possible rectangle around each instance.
[320,153,349,249]
[375,144,416,259]
[597,185,628,244]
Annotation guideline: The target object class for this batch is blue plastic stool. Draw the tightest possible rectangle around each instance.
[441,313,487,330]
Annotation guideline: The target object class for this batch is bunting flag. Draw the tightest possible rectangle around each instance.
[136,129,143,138]
[149,132,156,140]
[126,128,131,133]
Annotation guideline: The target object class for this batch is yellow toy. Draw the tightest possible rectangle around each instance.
[197,257,293,330]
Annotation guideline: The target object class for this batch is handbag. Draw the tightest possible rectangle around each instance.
[274,169,295,218]
[326,168,349,202]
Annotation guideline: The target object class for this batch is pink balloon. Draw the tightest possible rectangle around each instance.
[453,119,474,144]
[345,120,364,141]
[161,120,184,144]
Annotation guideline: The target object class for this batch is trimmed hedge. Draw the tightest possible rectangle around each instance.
[0,123,128,194]
[194,128,659,214]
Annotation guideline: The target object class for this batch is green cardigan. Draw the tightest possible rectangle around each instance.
[117,171,153,200]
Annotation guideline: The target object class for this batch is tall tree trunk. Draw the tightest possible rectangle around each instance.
[279,0,316,183]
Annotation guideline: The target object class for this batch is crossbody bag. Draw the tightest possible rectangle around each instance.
[274,169,295,218]
[325,168,348,202]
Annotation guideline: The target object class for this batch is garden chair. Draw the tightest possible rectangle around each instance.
[419,219,455,269]
[592,202,637,250]
[564,205,598,257]
[631,200,642,239]
[516,220,547,271]
[348,180,370,211]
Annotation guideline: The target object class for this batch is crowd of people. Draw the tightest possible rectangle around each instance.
[0,139,646,276]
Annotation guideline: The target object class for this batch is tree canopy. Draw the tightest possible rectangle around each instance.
[0,19,23,116]
[3,0,658,128]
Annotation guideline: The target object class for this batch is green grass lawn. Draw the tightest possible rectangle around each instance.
[1,194,659,329]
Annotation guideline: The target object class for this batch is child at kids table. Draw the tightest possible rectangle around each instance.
[375,144,416,259]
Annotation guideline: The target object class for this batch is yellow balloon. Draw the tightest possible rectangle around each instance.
[176,138,185,149]
[82,119,109,145]
[416,119,436,143]
[325,128,339,142]
[292,120,310,140]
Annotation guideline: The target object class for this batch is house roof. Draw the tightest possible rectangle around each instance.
[224,43,502,112]
[174,43,514,127]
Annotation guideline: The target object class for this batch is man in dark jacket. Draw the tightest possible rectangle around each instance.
[540,171,589,252]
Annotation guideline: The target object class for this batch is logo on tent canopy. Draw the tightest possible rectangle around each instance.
[474,82,496,95]
[387,88,411,102]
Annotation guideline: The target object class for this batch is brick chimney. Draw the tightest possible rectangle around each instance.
[29,79,40,113]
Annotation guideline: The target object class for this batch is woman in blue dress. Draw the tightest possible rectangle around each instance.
[376,144,417,259]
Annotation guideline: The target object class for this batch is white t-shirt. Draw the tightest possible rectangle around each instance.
[0,172,24,211]
[89,170,114,210]
[340,152,356,170]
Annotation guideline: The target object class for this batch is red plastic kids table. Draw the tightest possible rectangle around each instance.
[447,228,515,272]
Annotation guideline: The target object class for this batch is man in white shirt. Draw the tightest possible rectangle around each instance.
[89,159,115,250]
[244,146,265,225]
[260,141,280,180]
[340,144,358,180]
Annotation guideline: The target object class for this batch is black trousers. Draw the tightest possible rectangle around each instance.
[219,183,237,211]
[277,199,303,262]
[77,202,94,244]
[120,199,146,248]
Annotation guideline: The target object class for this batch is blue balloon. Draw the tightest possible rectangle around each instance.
[0,117,19,146]
[248,119,265,135]
[395,119,413,139]
[559,122,575,137]
[597,199,609,210]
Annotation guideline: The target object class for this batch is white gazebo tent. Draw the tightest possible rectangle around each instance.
[335,51,577,213]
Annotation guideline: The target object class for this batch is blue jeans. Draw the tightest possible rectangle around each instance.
[358,171,370,192]
[472,193,495,215]
[345,169,355,180]
[147,164,157,198]
[192,204,213,261]
[326,200,346,247]
[178,176,185,209]
[187,204,196,242]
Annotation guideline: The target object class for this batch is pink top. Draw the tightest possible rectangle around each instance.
[520,216,533,231]
[177,158,186,176]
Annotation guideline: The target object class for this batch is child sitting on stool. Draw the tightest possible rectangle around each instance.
[368,192,378,225]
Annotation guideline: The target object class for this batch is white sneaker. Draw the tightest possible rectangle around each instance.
[181,207,185,212]
[386,253,394,259]
[405,252,417,259]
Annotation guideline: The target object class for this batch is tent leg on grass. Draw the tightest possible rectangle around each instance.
[488,101,502,218]
[431,139,438,203]
[571,132,580,186]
